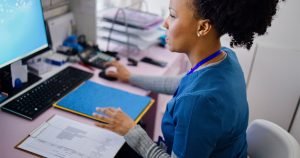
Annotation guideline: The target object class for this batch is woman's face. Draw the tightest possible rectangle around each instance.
[163,0,199,53]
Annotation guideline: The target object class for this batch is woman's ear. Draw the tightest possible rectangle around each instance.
[196,19,211,37]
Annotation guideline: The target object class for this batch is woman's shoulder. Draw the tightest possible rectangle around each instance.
[175,90,220,110]
[221,46,239,62]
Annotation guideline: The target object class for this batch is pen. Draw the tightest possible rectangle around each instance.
[0,91,8,102]
[1,91,8,97]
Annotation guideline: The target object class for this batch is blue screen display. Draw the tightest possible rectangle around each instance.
[0,0,48,68]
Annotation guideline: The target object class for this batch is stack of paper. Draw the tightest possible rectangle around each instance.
[97,8,164,51]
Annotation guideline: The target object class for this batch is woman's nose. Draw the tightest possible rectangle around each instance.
[163,17,169,29]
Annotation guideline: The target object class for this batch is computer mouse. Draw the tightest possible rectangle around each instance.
[98,68,118,81]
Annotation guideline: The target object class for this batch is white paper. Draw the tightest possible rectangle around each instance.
[18,115,125,158]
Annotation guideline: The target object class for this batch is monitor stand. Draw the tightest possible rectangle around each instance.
[0,62,41,104]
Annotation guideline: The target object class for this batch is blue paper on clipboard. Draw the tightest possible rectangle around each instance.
[54,81,153,122]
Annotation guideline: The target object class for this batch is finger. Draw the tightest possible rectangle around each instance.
[115,108,123,116]
[93,112,113,124]
[113,108,131,121]
[96,107,117,116]
[96,107,115,112]
[95,121,113,130]
[103,108,118,117]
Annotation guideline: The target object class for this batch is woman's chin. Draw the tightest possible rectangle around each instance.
[166,44,175,52]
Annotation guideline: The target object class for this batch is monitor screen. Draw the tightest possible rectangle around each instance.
[0,0,48,68]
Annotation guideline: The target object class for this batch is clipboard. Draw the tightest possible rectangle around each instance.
[16,115,125,158]
[15,115,55,158]
[53,81,155,123]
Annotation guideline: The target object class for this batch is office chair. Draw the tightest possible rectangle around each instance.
[247,119,300,158]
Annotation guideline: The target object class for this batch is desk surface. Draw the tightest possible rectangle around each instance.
[0,46,184,158]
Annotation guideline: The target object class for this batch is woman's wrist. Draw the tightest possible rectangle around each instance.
[122,73,131,83]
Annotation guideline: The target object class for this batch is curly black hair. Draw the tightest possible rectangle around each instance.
[191,0,284,49]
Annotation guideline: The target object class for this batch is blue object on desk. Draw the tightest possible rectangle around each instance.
[45,58,66,66]
[53,81,154,122]
[63,35,84,53]
[14,78,23,89]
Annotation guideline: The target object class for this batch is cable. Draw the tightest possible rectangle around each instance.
[105,0,150,53]
[104,0,151,66]
[106,8,129,55]
[105,8,139,66]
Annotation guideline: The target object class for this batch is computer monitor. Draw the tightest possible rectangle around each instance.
[0,0,49,69]
[0,0,50,103]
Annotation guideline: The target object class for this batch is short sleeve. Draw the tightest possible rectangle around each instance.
[172,94,222,158]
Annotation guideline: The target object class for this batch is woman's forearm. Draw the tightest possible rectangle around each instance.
[129,75,182,95]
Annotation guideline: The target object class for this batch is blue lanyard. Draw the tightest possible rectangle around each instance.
[186,50,222,75]
[173,50,222,97]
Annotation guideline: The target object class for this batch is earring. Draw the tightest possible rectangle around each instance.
[197,32,201,37]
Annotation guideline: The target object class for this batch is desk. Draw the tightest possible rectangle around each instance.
[0,46,185,158]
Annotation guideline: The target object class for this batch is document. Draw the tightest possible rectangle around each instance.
[17,115,125,158]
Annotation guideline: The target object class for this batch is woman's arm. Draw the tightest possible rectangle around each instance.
[129,74,182,95]
[125,125,178,158]
[103,61,182,95]
[93,108,178,158]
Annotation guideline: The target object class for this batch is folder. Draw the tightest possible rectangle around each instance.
[53,81,154,123]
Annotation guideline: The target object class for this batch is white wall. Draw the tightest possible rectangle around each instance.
[143,0,169,17]
[71,0,97,42]
[255,0,300,50]
[247,45,300,130]
[97,0,143,10]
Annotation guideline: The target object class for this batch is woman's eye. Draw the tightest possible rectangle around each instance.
[169,14,176,18]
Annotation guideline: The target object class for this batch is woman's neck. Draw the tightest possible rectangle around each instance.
[188,39,222,67]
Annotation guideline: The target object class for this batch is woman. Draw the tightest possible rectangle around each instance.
[92,0,283,157]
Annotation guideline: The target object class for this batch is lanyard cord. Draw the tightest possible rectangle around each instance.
[186,50,222,75]
[173,50,222,97]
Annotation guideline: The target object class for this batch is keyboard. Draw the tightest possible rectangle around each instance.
[1,66,93,120]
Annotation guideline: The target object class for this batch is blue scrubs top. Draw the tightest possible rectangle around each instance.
[162,47,249,158]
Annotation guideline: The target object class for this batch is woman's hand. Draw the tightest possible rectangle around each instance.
[104,61,131,83]
[93,107,136,136]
